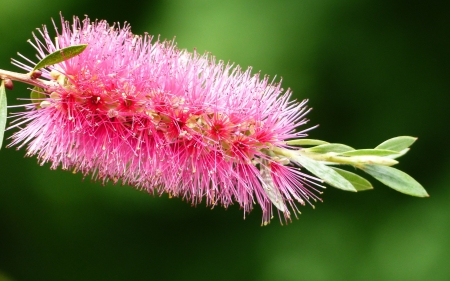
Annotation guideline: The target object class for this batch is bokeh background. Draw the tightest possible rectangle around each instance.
[0,0,448,280]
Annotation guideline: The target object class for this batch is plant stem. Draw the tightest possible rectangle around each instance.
[0,68,49,88]
[273,147,398,167]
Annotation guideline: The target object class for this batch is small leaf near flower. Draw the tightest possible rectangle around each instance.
[30,87,47,109]
[339,149,400,157]
[305,143,355,154]
[331,167,373,191]
[361,164,428,197]
[33,44,88,71]
[260,159,286,213]
[293,154,357,192]
[0,80,7,149]
[375,136,417,152]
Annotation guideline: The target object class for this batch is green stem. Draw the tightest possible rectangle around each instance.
[273,147,398,167]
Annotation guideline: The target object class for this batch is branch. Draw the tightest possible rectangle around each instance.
[0,69,50,89]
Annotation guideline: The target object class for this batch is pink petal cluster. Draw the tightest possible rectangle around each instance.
[9,15,321,224]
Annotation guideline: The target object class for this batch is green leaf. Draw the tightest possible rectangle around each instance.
[306,143,355,154]
[286,139,329,146]
[361,164,428,197]
[331,167,373,191]
[0,80,7,149]
[386,148,410,160]
[30,87,47,109]
[293,154,357,192]
[375,136,417,152]
[33,44,88,71]
[340,149,400,157]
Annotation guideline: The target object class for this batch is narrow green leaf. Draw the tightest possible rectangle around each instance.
[340,149,399,157]
[331,167,373,191]
[293,154,357,192]
[33,44,88,71]
[0,80,7,149]
[306,143,355,154]
[30,87,47,109]
[361,164,428,197]
[375,136,417,152]
[286,139,329,146]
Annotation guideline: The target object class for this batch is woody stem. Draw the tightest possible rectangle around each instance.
[0,68,50,88]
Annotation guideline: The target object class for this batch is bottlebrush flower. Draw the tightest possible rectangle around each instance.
[8,15,322,225]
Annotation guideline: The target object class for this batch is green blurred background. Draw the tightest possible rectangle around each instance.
[0,0,448,280]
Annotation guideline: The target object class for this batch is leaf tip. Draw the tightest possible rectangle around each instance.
[418,190,429,198]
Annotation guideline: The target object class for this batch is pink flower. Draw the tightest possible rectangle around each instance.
[9,15,321,224]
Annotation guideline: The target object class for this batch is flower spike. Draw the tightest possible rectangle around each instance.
[0,15,427,225]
